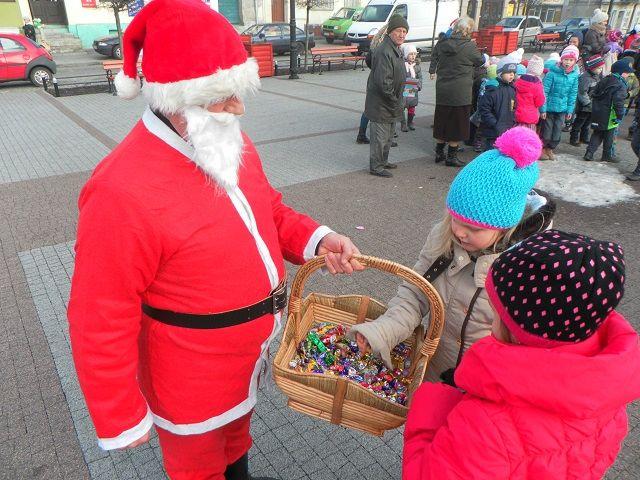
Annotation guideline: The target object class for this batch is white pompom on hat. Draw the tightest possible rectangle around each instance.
[591,8,609,24]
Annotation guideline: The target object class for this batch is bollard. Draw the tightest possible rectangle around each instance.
[274,60,278,75]
[52,77,60,97]
[42,77,48,92]
[297,54,301,69]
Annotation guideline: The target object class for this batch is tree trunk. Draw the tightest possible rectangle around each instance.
[114,7,123,55]
[304,6,310,70]
[431,0,440,53]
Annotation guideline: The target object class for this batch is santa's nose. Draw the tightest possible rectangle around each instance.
[224,97,245,116]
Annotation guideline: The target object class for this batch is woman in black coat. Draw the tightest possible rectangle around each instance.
[429,16,485,167]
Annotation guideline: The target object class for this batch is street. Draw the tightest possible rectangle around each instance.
[0,59,639,480]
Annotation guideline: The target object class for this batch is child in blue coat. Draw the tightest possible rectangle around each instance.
[540,45,580,160]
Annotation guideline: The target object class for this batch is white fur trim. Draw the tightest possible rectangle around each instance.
[97,407,153,450]
[143,58,261,114]
[114,70,141,99]
[303,226,334,261]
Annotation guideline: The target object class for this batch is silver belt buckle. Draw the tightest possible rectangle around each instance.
[271,281,288,314]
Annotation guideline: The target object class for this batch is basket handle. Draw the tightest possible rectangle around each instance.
[288,254,446,380]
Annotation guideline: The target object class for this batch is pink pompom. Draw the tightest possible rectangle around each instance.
[494,126,542,168]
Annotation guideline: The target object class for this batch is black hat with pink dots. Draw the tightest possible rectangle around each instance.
[486,230,625,346]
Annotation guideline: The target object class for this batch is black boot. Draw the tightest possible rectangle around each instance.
[569,134,580,147]
[627,162,640,181]
[407,113,415,130]
[445,145,465,167]
[225,454,277,480]
[434,142,446,163]
[356,127,369,144]
[583,150,594,161]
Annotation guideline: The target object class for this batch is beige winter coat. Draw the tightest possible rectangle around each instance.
[349,222,499,383]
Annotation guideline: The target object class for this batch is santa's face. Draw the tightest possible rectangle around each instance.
[183,97,245,191]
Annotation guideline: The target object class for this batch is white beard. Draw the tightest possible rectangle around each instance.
[183,106,244,191]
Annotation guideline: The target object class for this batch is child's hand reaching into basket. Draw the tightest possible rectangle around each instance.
[355,332,371,354]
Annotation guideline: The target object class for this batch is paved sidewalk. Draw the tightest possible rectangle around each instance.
[0,69,639,480]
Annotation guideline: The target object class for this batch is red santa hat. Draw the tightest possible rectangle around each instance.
[114,0,260,113]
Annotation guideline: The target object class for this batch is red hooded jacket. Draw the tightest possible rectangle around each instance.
[514,74,546,125]
[403,311,640,480]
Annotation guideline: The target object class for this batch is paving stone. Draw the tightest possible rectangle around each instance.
[2,68,639,480]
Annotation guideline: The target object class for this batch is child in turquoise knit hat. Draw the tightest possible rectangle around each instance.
[349,127,556,385]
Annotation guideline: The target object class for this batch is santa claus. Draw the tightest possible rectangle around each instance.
[67,0,363,478]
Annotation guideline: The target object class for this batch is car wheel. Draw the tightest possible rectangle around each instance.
[113,45,122,60]
[326,37,334,44]
[29,66,52,86]
[295,41,306,53]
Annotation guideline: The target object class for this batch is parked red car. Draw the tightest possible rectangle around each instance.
[0,33,56,86]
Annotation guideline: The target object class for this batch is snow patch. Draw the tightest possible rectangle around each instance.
[536,154,639,207]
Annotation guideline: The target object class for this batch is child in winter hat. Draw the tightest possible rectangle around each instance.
[400,43,422,132]
[478,60,518,149]
[570,54,604,146]
[403,229,640,480]
[514,55,545,129]
[350,127,555,386]
[540,45,580,159]
[605,29,623,55]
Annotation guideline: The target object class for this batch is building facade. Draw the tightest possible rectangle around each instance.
[1,0,358,48]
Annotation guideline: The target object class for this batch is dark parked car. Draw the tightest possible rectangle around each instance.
[541,17,590,40]
[93,35,121,59]
[241,23,315,55]
[0,33,56,86]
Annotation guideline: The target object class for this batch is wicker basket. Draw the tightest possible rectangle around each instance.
[273,254,445,436]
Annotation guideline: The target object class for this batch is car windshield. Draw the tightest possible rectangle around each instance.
[242,24,263,35]
[359,5,393,22]
[331,8,354,19]
[497,17,523,28]
[558,18,580,27]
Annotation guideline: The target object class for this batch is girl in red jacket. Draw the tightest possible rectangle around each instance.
[514,54,546,129]
[403,229,640,480]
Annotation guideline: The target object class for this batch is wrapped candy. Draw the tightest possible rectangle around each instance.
[289,322,413,405]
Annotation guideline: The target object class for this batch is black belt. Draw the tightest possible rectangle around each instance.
[142,280,288,329]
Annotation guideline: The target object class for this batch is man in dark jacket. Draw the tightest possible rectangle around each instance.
[570,54,604,146]
[364,15,407,177]
[584,60,632,162]
[22,17,37,42]
[478,62,517,150]
[628,94,640,181]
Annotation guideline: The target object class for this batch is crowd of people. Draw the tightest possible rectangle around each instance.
[68,1,640,479]
[360,9,640,181]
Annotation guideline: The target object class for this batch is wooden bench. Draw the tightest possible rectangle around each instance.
[310,46,365,74]
[102,60,143,93]
[531,33,564,52]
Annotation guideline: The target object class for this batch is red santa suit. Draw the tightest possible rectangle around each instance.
[67,1,331,477]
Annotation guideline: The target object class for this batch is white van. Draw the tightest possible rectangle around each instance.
[345,0,460,52]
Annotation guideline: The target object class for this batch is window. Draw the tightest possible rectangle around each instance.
[526,18,540,28]
[242,24,263,35]
[0,37,25,51]
[393,4,408,20]
[262,25,282,37]
[359,5,393,22]
[331,8,354,19]
[497,17,524,29]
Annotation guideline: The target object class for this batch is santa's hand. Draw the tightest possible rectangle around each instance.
[317,232,365,274]
[120,431,150,450]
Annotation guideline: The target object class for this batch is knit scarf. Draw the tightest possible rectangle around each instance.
[405,61,416,79]
[591,22,607,35]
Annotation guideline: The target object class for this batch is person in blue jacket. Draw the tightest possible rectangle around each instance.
[540,45,580,160]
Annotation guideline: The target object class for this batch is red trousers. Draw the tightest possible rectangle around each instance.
[156,412,252,479]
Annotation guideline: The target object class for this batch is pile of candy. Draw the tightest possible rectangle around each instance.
[288,322,413,405]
